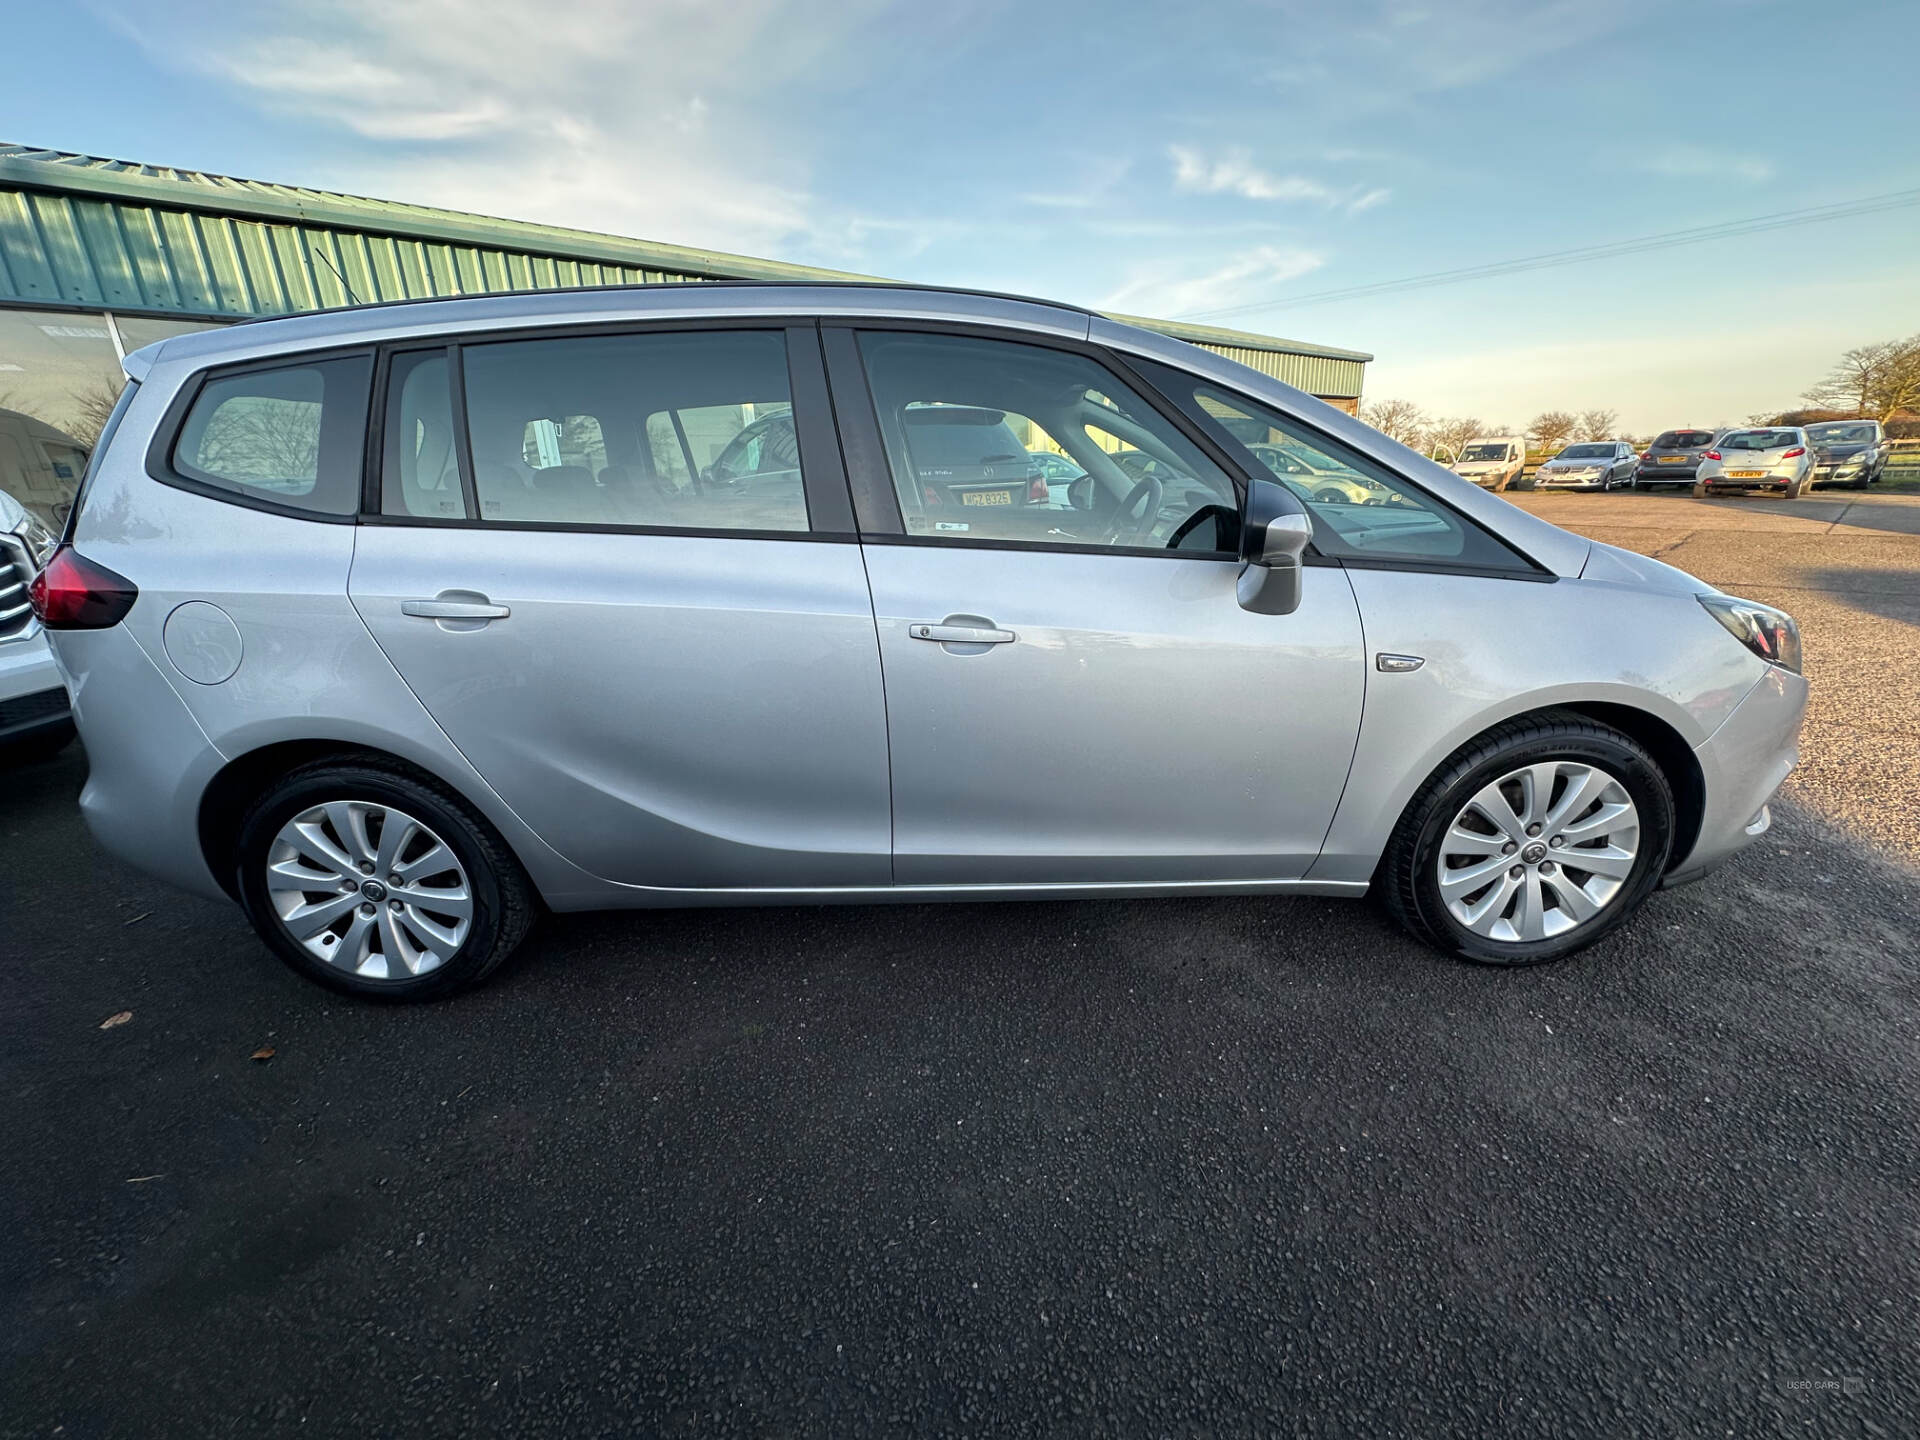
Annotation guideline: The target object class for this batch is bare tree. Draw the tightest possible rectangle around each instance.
[1424,416,1483,463]
[1804,335,1920,420]
[1528,410,1577,452]
[1576,407,1619,441]
[1359,397,1427,446]
[65,378,129,452]
[195,397,322,485]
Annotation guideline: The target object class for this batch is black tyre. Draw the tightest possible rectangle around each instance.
[1692,481,1711,498]
[1786,472,1808,498]
[1377,711,1675,966]
[234,759,536,1000]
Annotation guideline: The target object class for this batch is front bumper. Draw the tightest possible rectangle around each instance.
[1810,461,1870,485]
[1664,665,1808,888]
[1533,473,1609,489]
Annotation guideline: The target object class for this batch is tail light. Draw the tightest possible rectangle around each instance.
[922,485,943,507]
[1026,476,1050,503]
[1704,450,1722,461]
[1781,447,1805,459]
[28,545,138,630]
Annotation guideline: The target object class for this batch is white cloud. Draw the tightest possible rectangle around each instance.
[1636,144,1775,182]
[1169,147,1392,214]
[1171,145,1335,203]
[105,0,893,259]
[1102,246,1327,317]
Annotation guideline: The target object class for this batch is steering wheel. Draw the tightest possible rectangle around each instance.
[1104,475,1164,546]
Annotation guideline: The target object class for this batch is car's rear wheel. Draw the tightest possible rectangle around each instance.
[1692,481,1712,498]
[1377,711,1674,966]
[234,760,535,1000]
[1786,473,1809,499]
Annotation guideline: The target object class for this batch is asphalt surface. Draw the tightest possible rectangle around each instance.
[4,491,1918,1437]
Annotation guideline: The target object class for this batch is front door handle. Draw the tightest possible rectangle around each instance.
[909,622,1015,644]
[402,596,511,621]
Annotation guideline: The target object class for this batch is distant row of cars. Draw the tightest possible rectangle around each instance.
[1451,421,1890,498]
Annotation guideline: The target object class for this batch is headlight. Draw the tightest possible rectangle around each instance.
[10,512,56,568]
[1698,593,1801,674]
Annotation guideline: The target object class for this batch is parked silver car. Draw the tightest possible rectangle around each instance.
[34,285,1807,998]
[1695,428,1815,498]
[1532,441,1637,490]
[1634,428,1722,489]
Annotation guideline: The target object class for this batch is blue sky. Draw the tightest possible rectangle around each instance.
[8,0,1918,430]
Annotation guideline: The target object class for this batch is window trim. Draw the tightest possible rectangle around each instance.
[367,319,854,539]
[820,319,1254,561]
[1128,356,1553,580]
[146,346,375,524]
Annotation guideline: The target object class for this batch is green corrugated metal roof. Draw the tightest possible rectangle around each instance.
[0,142,1368,394]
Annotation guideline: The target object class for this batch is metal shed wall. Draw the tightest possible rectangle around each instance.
[0,143,1369,400]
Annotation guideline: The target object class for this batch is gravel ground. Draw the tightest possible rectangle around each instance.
[2,491,1916,1438]
[1514,488,1920,864]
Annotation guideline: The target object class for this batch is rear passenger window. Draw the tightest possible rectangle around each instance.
[172,357,370,515]
[456,330,810,531]
[381,350,465,518]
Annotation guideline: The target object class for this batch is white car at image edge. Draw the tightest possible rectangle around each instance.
[1,485,73,762]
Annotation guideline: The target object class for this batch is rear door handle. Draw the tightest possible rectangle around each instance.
[909,622,1015,644]
[401,597,511,621]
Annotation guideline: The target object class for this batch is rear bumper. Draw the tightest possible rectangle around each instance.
[1635,465,1698,482]
[1700,475,1791,492]
[53,626,229,901]
[1663,666,1808,888]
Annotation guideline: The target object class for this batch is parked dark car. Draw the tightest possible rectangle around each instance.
[1805,420,1885,490]
[1634,429,1722,488]
[901,406,1049,511]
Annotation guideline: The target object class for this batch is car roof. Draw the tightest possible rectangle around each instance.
[122,282,1103,380]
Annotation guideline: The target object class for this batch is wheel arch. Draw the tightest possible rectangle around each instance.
[197,739,535,902]
[1552,701,1704,870]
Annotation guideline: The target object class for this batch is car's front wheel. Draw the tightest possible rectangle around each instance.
[235,759,536,1000]
[1378,712,1675,965]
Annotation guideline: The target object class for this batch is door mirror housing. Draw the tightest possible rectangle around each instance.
[1237,476,1313,616]
[1067,474,1095,511]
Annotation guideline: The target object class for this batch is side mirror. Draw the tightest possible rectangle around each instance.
[1067,475,1094,511]
[1237,476,1313,616]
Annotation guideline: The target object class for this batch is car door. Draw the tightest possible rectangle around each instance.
[823,324,1367,885]
[348,324,893,891]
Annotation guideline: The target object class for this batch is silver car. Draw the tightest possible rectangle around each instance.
[1532,441,1638,491]
[1696,428,1815,498]
[34,285,1807,999]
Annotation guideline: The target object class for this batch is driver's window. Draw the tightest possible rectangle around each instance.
[855,331,1239,553]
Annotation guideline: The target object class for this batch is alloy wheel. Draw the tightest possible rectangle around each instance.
[265,800,474,978]
[1435,761,1640,943]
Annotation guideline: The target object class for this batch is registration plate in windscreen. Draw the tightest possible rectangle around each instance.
[961,488,1016,506]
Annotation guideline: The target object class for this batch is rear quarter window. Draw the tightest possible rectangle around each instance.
[169,355,371,516]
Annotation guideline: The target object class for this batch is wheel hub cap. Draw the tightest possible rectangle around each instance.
[265,801,473,979]
[1436,761,1640,944]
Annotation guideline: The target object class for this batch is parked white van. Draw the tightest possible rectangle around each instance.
[1451,436,1528,492]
